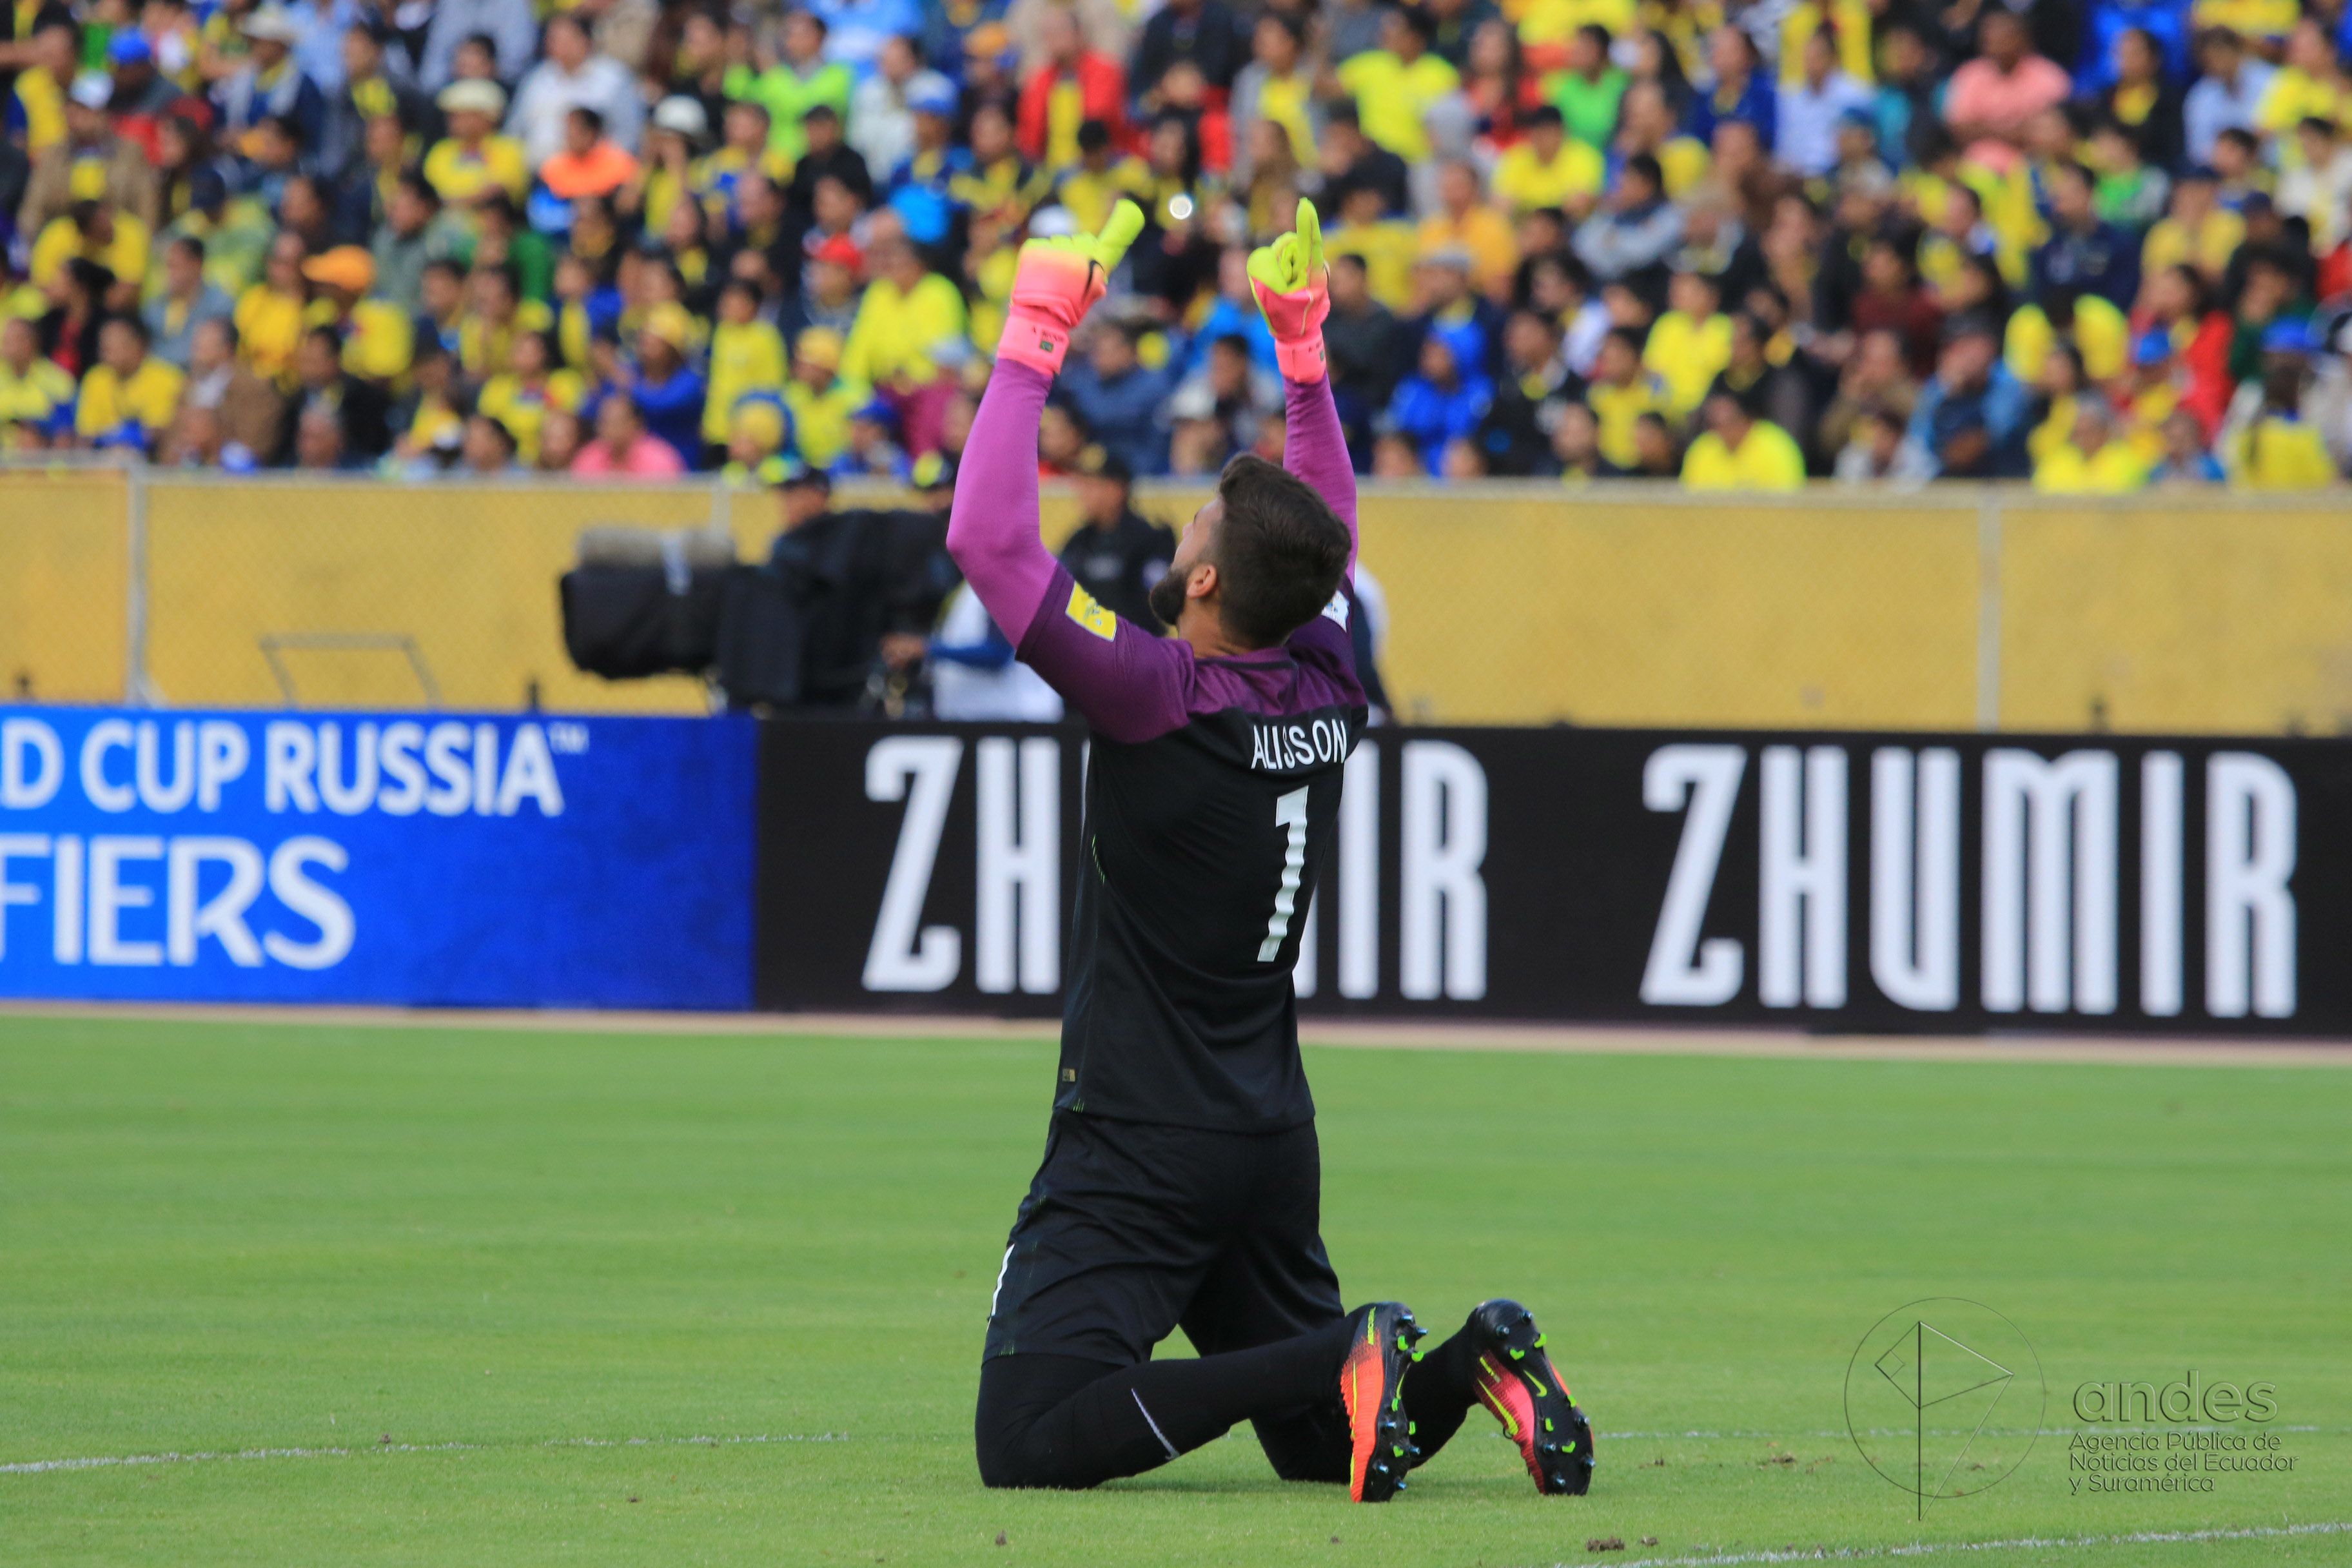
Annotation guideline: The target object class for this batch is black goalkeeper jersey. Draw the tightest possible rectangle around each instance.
[948,364,1369,1135]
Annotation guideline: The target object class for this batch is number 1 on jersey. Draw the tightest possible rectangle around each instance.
[1258,785,1309,961]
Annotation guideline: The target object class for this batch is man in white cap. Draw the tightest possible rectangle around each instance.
[217,6,326,151]
[423,78,527,204]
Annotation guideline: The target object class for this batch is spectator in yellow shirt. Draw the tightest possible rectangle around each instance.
[1335,7,1460,163]
[2142,167,2245,284]
[476,331,585,466]
[1586,325,1672,469]
[1493,105,1607,215]
[1643,270,1734,415]
[703,278,788,447]
[12,21,75,156]
[422,79,529,206]
[235,231,311,386]
[841,233,967,454]
[1326,181,1419,312]
[76,316,185,452]
[2032,397,2150,493]
[0,316,77,444]
[458,263,554,380]
[1516,0,1636,54]
[1054,121,1155,236]
[29,201,151,309]
[782,326,865,473]
[299,246,413,384]
[2230,363,2340,491]
[2256,20,2344,140]
[1682,391,1807,489]
[1416,159,1519,299]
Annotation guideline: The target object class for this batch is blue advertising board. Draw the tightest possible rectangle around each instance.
[0,709,755,1008]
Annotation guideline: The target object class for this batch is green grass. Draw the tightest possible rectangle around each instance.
[1,1015,2346,1567]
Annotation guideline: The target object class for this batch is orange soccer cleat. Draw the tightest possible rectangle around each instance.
[1467,1299,1595,1496]
[1340,1301,1426,1502]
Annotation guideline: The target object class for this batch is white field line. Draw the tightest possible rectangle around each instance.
[0,1431,848,1476]
[6,1425,2329,1476]
[1602,1426,2325,1440]
[4,999,2350,1068]
[1574,1520,2352,1568]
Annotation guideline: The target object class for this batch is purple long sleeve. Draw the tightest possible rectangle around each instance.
[946,360,1059,645]
[1282,375,1358,578]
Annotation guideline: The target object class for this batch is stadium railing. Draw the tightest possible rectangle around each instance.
[3,463,2346,734]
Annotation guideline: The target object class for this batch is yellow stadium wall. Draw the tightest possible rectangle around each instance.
[0,469,130,704]
[7,473,2350,734]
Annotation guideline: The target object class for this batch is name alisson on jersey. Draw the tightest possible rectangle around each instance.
[1250,717,1353,772]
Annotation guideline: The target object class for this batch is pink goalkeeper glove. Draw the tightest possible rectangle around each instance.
[1247,199,1331,383]
[996,200,1145,375]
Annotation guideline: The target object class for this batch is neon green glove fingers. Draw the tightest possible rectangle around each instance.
[1085,199,1145,275]
[1295,198,1322,276]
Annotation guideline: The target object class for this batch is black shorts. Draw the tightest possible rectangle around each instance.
[983,1110,1344,1366]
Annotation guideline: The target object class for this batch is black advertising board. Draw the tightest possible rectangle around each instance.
[756,720,2352,1035]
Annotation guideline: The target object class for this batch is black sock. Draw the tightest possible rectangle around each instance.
[1401,1318,1483,1462]
[977,1317,1358,1489]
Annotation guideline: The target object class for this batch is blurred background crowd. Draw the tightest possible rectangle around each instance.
[3,0,2352,491]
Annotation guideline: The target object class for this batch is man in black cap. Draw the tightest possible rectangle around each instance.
[1055,444,1179,634]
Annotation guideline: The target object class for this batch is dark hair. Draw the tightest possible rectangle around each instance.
[1209,455,1351,648]
[571,104,605,137]
[106,312,152,347]
[471,412,518,455]
[1622,152,1663,191]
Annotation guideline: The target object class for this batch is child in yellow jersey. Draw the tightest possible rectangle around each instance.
[720,395,791,487]
[702,279,787,447]
[781,326,865,473]
[1586,325,1673,469]
[1642,270,1732,415]
[476,330,585,466]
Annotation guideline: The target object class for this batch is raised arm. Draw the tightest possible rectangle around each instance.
[945,358,1059,643]
[1248,201,1357,576]
[946,200,1145,645]
[946,202,1191,742]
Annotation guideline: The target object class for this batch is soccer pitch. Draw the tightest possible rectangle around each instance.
[3,1015,2346,1567]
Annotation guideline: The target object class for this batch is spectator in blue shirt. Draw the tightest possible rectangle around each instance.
[1908,314,2030,477]
[1688,26,1775,152]
[1386,318,1493,473]
[1059,321,1177,475]
[2033,160,2142,308]
[2078,0,2193,90]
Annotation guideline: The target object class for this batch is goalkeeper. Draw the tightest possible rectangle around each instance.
[952,201,1596,1502]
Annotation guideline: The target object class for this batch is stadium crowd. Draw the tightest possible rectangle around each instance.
[2,0,2351,491]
